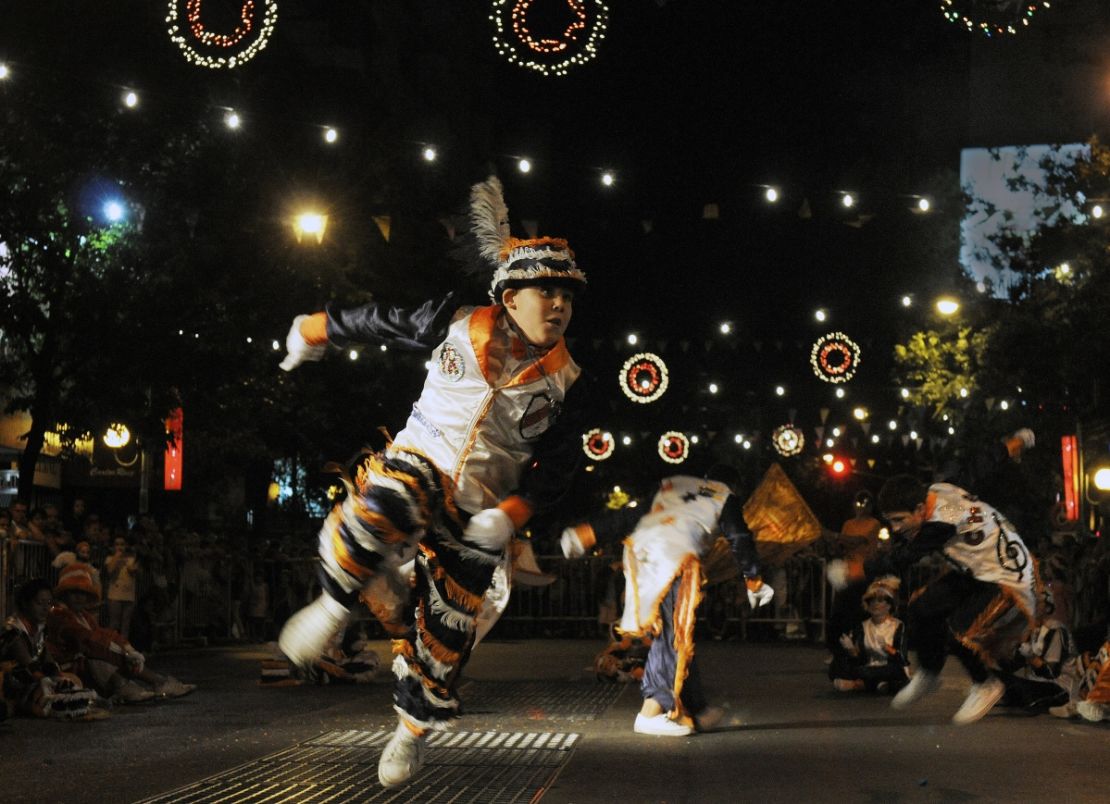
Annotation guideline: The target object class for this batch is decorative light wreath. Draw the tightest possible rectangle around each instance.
[772,424,805,457]
[490,0,610,77]
[583,428,615,461]
[657,431,690,465]
[166,0,279,69]
[939,0,1050,37]
[620,352,669,404]
[810,332,861,384]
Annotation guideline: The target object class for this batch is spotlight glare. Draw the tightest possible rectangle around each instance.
[1093,204,1104,219]
[901,295,912,307]
[775,385,785,396]
[601,171,614,187]
[123,90,139,108]
[765,187,779,203]
[842,193,855,208]
[518,158,532,173]
[0,63,9,80]
[422,146,437,162]
[102,200,126,223]
[324,128,339,144]
[917,197,931,212]
[225,111,241,129]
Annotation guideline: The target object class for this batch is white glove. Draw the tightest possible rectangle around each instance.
[464,508,515,552]
[838,633,856,652]
[124,646,145,673]
[279,314,327,372]
[1011,428,1035,450]
[826,559,850,591]
[560,527,586,559]
[746,582,774,609]
[1017,641,1035,658]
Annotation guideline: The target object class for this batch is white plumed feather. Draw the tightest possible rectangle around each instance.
[469,176,510,266]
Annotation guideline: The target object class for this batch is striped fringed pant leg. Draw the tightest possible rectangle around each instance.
[312,447,503,728]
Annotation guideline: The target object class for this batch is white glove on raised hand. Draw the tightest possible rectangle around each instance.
[560,527,586,559]
[746,582,774,609]
[464,508,515,552]
[826,559,851,591]
[279,314,327,372]
[838,633,856,652]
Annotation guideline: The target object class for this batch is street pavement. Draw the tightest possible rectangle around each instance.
[1,638,1108,803]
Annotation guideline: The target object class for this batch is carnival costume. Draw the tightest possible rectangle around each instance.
[562,474,772,735]
[277,177,589,786]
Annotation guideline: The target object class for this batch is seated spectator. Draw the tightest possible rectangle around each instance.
[1,578,103,720]
[46,563,195,703]
[51,540,91,570]
[9,500,31,540]
[998,585,1075,712]
[828,576,909,694]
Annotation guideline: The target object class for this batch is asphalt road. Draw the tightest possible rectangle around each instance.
[1,639,1107,803]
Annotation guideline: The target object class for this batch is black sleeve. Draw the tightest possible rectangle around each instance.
[720,494,761,579]
[864,520,955,578]
[586,506,648,554]
[891,621,909,667]
[515,368,595,517]
[325,292,459,350]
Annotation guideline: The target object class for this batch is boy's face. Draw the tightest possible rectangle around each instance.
[502,284,574,349]
[882,504,926,538]
[27,589,53,625]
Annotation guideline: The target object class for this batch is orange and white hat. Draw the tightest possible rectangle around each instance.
[469,176,586,301]
[54,562,102,602]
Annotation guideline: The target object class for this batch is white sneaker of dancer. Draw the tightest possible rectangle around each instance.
[633,712,693,737]
[277,594,349,669]
[890,670,941,710]
[378,720,427,788]
[952,676,1005,725]
[1077,700,1110,723]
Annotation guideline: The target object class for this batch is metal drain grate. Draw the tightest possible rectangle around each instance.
[462,680,625,721]
[139,729,579,804]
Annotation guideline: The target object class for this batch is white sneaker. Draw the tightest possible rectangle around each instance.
[952,677,1005,725]
[114,681,157,705]
[155,676,197,698]
[1049,701,1078,719]
[1077,700,1110,723]
[378,720,427,788]
[633,712,693,737]
[891,670,941,710]
[278,594,349,669]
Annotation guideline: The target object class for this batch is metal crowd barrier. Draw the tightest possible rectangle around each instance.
[1,539,54,622]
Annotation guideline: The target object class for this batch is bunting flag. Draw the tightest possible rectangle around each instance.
[742,463,824,566]
[164,407,183,491]
[372,215,391,242]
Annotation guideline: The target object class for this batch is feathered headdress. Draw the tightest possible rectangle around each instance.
[467,176,587,301]
[862,575,900,606]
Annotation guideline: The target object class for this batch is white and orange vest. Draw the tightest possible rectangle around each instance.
[392,305,580,515]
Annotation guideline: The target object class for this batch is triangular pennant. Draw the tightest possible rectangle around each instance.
[901,434,910,447]
[860,421,871,435]
[798,197,812,219]
[815,426,825,442]
[915,437,924,450]
[849,458,857,467]
[984,397,995,411]
[521,219,539,239]
[819,407,830,424]
[703,203,720,220]
[788,408,797,423]
[867,458,876,469]
[372,215,391,242]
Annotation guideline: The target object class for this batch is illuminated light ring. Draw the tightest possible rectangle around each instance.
[583,428,615,461]
[938,0,1050,37]
[657,431,690,465]
[810,332,861,384]
[490,0,610,77]
[772,424,805,457]
[620,352,669,404]
[167,0,279,69]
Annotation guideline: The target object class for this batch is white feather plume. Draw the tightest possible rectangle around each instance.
[469,176,511,266]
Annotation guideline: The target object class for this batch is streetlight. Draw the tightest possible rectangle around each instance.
[935,296,960,316]
[1094,467,1110,492]
[293,212,328,244]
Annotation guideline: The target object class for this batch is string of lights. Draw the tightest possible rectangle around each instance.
[165,0,279,69]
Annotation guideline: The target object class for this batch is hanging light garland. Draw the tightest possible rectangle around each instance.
[657,431,690,464]
[166,0,279,69]
[939,0,1051,37]
[583,428,615,461]
[490,0,610,77]
[810,332,861,384]
[620,352,669,404]
[772,424,805,457]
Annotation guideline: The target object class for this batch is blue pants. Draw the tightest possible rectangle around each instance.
[641,578,707,715]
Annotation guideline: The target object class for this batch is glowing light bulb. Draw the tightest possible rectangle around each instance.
[0,63,9,80]
[835,388,845,399]
[936,297,960,315]
[518,158,532,173]
[709,383,719,394]
[842,193,855,208]
[324,128,338,144]
[349,350,358,360]
[901,295,912,307]
[1092,204,1104,219]
[621,435,632,446]
[765,187,779,203]
[103,200,126,223]
[917,197,931,212]
[123,90,139,108]
[601,171,614,187]
[225,111,241,129]
[719,322,731,334]
[422,146,437,162]
[775,385,785,396]
[814,308,827,322]
[627,333,638,345]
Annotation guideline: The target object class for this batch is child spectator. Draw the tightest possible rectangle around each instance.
[105,535,140,640]
[828,576,909,694]
[1,578,102,719]
[46,563,195,703]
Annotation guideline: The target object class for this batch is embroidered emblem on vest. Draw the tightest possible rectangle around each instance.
[438,342,465,383]
[520,393,555,440]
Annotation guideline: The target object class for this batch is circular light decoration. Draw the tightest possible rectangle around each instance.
[490,0,610,77]
[582,428,615,461]
[166,0,279,69]
[657,431,690,465]
[620,352,669,404]
[939,0,1051,37]
[810,332,861,384]
[772,424,805,457]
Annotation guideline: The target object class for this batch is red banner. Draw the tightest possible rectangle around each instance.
[1061,434,1079,522]
[164,407,183,491]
